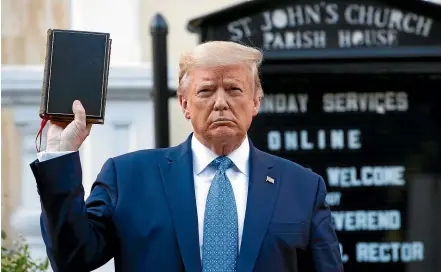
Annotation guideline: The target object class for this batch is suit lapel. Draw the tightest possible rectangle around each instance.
[159,135,202,272]
[237,143,280,272]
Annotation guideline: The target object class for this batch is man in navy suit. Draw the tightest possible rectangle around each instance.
[31,41,343,271]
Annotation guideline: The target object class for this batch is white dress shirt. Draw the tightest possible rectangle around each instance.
[37,151,74,162]
[36,134,250,258]
[191,135,250,257]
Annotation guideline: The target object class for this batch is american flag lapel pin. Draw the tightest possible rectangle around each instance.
[266,176,275,184]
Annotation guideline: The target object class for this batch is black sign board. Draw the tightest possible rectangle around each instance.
[186,0,441,271]
[248,73,441,272]
[188,0,441,59]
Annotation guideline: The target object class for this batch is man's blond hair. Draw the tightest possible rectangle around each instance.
[178,41,264,98]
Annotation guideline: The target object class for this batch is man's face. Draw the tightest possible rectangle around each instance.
[179,64,260,143]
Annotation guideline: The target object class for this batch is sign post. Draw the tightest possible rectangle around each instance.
[150,13,170,148]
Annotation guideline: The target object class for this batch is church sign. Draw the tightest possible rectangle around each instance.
[208,0,441,52]
[187,0,441,271]
[248,74,441,271]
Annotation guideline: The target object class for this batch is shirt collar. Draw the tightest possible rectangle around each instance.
[191,134,250,176]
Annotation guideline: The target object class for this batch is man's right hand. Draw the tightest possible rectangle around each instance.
[46,100,92,152]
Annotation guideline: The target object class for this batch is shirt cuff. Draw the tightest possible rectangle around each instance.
[37,151,76,162]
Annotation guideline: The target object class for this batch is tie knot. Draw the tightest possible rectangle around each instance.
[211,156,233,171]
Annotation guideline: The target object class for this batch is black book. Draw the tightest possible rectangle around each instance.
[39,29,112,124]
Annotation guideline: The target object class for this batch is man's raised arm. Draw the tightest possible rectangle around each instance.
[30,100,117,271]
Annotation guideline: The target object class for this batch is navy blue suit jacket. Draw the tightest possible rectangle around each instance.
[30,134,343,272]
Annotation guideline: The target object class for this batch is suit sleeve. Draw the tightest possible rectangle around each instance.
[30,151,118,272]
[310,176,344,272]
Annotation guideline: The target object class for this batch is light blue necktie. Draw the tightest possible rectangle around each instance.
[202,156,238,272]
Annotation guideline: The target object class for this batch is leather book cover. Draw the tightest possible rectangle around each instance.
[40,29,112,124]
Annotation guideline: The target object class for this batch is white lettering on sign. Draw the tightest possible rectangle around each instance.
[338,29,398,47]
[260,4,339,29]
[356,242,424,263]
[267,129,361,151]
[226,3,434,49]
[326,192,342,206]
[331,210,401,231]
[263,30,327,50]
[322,92,408,114]
[344,4,432,37]
[339,243,349,263]
[327,166,405,187]
[259,93,309,113]
[227,17,253,41]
